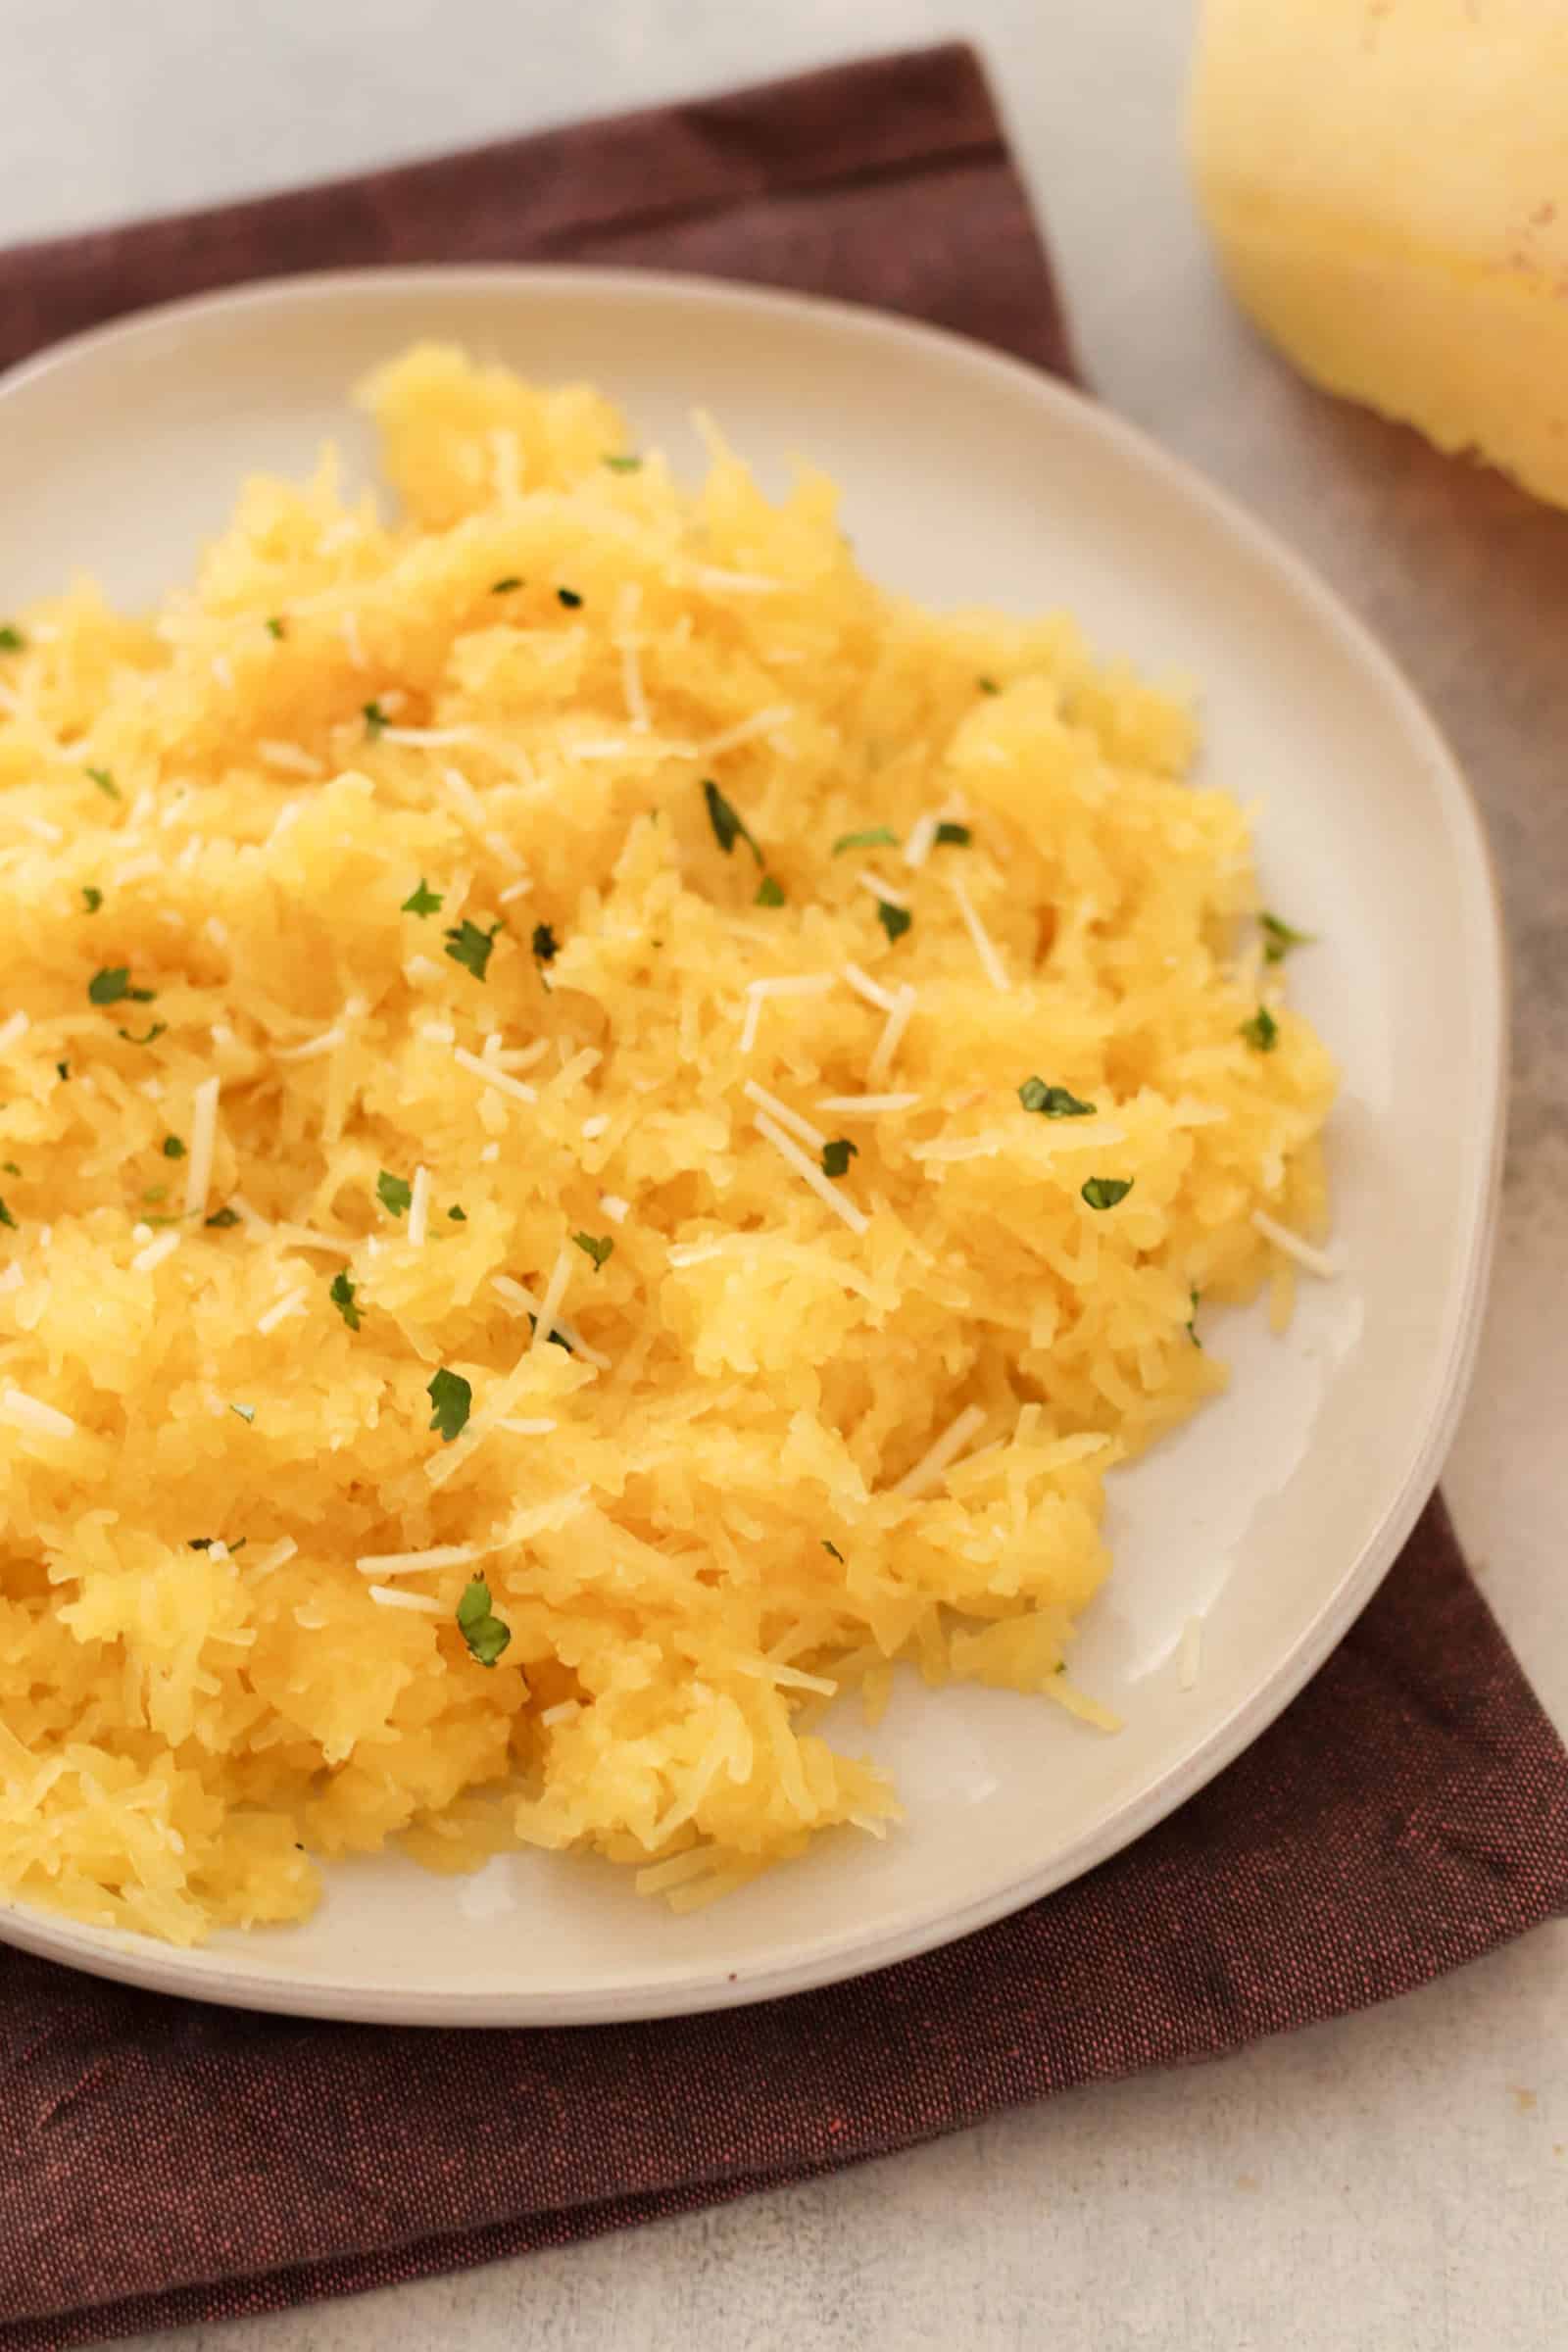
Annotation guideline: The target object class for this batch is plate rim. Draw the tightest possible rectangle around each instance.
[0,263,1509,2026]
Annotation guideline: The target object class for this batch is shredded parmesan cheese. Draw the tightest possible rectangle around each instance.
[453,1046,538,1106]
[184,1078,220,1219]
[256,1286,309,1336]
[368,1585,446,1614]
[130,1231,180,1276]
[949,874,1010,992]
[865,984,917,1090]
[356,1543,479,1577]
[529,1246,574,1356]
[0,1389,75,1442]
[752,1111,869,1236]
[1250,1210,1344,1279]
[892,1403,987,1497]
[257,741,323,777]
[408,1166,431,1249]
[741,1081,827,1153]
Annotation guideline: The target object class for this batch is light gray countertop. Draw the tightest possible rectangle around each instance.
[4,3,1565,2345]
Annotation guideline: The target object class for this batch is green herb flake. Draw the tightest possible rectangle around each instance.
[820,1139,858,1180]
[55,1062,69,1081]
[447,1205,466,1222]
[602,454,643,473]
[117,1023,166,1047]
[363,699,391,737]
[490,575,523,594]
[977,675,1000,695]
[1018,1078,1096,1118]
[376,1170,413,1217]
[401,877,443,917]
[427,1366,472,1444]
[328,1270,362,1331]
[204,1206,241,1229]
[572,1230,614,1272]
[231,1403,256,1423]
[1081,1176,1134,1211]
[142,1187,168,1205]
[265,615,286,641]
[85,765,120,801]
[0,625,25,654]
[162,1134,186,1159]
[822,1539,845,1563]
[531,921,559,966]
[456,1575,512,1667]
[88,966,129,1005]
[0,1200,15,1230]
[187,1538,214,1551]
[755,874,786,907]
[876,901,912,945]
[933,821,971,849]
[1260,911,1315,964]
[1240,1005,1279,1054]
[1186,1288,1201,1348]
[81,886,103,913]
[1,1161,18,1176]
[832,826,899,856]
[444,917,501,982]
[702,779,763,866]
[557,586,583,609]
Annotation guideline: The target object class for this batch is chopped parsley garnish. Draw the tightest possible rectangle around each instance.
[934,822,971,849]
[204,1206,241,1228]
[531,921,559,966]
[1187,1288,1201,1348]
[0,1200,15,1230]
[755,874,786,907]
[162,1134,186,1159]
[603,454,643,473]
[444,917,502,981]
[401,877,443,917]
[363,699,391,736]
[55,1062,69,1081]
[702,779,763,866]
[526,1314,572,1353]
[1260,912,1315,964]
[81,886,103,913]
[572,1231,614,1272]
[557,586,583,609]
[876,902,912,945]
[427,1366,472,1443]
[117,1023,166,1047]
[0,625,24,653]
[1,1161,18,1176]
[1240,1005,1279,1054]
[447,1205,466,1222]
[88,967,154,1007]
[1019,1078,1096,1118]
[977,675,1000,695]
[490,576,522,594]
[822,1539,845,1563]
[265,615,286,640]
[1081,1176,1134,1211]
[456,1576,511,1667]
[832,826,899,855]
[187,1538,215,1551]
[328,1270,362,1331]
[820,1139,858,1180]
[231,1403,256,1423]
[86,765,120,800]
[376,1170,413,1216]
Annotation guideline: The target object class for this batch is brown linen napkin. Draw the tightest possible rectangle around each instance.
[2,43,1565,2352]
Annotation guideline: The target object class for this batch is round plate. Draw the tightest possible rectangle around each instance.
[0,268,1504,2026]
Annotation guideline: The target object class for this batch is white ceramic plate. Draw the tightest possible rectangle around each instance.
[0,269,1504,2026]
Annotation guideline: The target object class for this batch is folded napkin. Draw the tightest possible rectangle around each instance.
[2,44,1565,2352]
